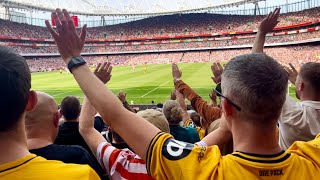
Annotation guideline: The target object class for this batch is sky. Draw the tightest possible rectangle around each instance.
[3,0,316,26]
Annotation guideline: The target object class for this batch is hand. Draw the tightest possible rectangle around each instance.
[172,63,182,80]
[211,62,223,84]
[94,62,112,84]
[209,90,217,106]
[118,91,127,103]
[284,63,298,84]
[258,8,280,34]
[170,91,177,100]
[45,8,87,64]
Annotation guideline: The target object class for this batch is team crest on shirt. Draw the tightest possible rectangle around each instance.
[162,139,194,160]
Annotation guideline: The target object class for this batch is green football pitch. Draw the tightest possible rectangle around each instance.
[31,63,297,105]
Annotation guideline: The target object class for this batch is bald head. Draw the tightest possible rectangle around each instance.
[25,92,58,126]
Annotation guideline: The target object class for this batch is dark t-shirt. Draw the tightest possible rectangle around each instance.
[54,117,105,152]
[30,144,105,178]
[169,125,200,144]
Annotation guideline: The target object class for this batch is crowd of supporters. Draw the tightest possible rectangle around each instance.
[7,28,320,54]
[26,45,319,72]
[1,7,320,180]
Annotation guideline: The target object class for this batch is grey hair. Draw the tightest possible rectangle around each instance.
[221,53,288,124]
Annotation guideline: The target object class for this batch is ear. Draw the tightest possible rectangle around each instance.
[221,99,234,119]
[53,112,59,128]
[25,90,37,112]
[299,82,304,91]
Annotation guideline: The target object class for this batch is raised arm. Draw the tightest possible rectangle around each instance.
[46,9,160,161]
[201,116,232,150]
[252,8,280,53]
[172,63,221,124]
[118,91,135,113]
[79,62,112,154]
[175,89,190,123]
[284,63,298,85]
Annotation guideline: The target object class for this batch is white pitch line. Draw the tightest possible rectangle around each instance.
[52,91,74,97]
[141,81,170,98]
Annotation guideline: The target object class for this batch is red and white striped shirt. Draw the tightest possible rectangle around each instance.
[96,142,154,180]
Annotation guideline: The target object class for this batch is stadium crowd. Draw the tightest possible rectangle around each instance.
[26,45,319,72]
[1,7,320,180]
[8,29,320,54]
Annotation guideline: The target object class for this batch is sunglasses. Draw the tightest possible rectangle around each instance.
[213,88,241,112]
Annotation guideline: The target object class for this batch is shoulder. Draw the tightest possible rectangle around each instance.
[146,133,221,178]
[50,144,90,156]
[28,156,100,179]
[287,134,320,167]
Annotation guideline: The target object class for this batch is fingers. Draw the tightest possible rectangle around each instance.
[211,62,223,74]
[284,66,293,75]
[265,11,272,20]
[45,20,59,39]
[107,65,113,75]
[217,62,223,71]
[100,62,108,71]
[52,11,62,33]
[94,63,101,73]
[289,63,298,74]
[62,9,76,31]
[80,24,87,42]
[56,9,67,32]
[103,62,111,71]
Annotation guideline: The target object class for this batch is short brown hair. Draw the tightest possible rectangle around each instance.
[222,53,288,123]
[60,96,81,121]
[299,62,320,92]
[0,46,31,131]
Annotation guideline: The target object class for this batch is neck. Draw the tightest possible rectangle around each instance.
[0,123,30,164]
[27,138,53,150]
[300,94,320,102]
[65,118,79,122]
[232,120,281,155]
[26,125,55,150]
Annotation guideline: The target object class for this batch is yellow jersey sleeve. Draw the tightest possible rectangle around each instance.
[287,133,320,167]
[146,133,221,180]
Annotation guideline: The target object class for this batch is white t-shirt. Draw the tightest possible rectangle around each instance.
[278,96,320,149]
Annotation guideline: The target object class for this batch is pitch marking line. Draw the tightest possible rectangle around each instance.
[141,81,170,98]
[52,91,74,97]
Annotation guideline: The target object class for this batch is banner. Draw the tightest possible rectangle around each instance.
[51,16,79,27]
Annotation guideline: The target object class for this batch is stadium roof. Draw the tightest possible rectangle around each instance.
[1,0,262,16]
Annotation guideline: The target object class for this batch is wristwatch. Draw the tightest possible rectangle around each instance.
[67,56,86,73]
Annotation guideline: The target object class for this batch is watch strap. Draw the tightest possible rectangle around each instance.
[67,56,86,73]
